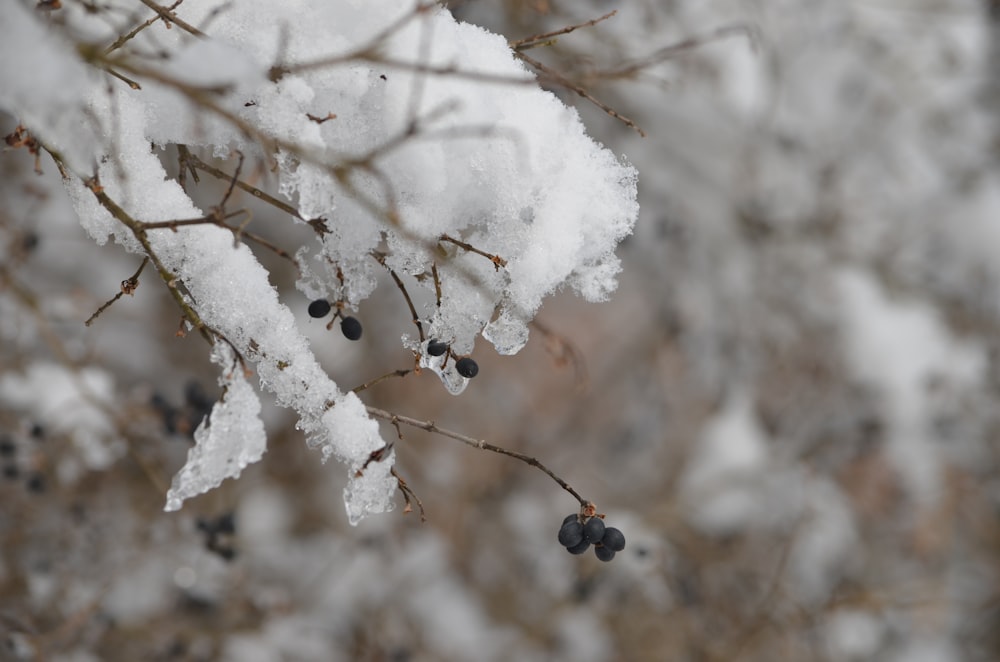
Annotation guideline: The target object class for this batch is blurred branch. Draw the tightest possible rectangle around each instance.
[366,405,587,504]
[515,50,646,137]
[510,9,617,51]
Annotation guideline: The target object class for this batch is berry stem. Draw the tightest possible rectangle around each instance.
[366,406,587,504]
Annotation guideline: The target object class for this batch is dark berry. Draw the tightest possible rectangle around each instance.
[0,437,16,457]
[3,464,19,480]
[566,539,590,555]
[455,357,478,378]
[427,339,449,357]
[341,316,363,340]
[600,527,626,552]
[562,513,579,526]
[215,512,236,534]
[308,299,332,318]
[184,381,212,412]
[26,472,45,493]
[594,545,616,562]
[583,517,606,544]
[558,520,584,548]
[215,546,237,562]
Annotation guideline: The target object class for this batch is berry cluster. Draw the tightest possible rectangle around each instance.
[1,432,46,493]
[151,381,214,438]
[308,299,363,341]
[558,512,626,562]
[425,338,479,379]
[196,512,237,561]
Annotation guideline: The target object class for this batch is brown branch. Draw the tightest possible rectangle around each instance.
[136,0,206,38]
[79,174,215,346]
[85,257,150,326]
[217,150,244,210]
[529,318,589,391]
[510,10,617,51]
[431,262,442,308]
[439,234,507,270]
[601,23,758,80]
[365,406,587,504]
[515,51,646,137]
[392,467,426,521]
[105,0,184,54]
[351,369,411,394]
[371,251,425,341]
[177,150,323,229]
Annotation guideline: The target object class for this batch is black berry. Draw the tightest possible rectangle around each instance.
[308,299,332,318]
[594,545,616,562]
[562,513,579,526]
[215,512,236,534]
[341,316,363,340]
[566,539,590,555]
[558,520,584,548]
[26,472,45,493]
[455,357,478,378]
[427,339,449,357]
[0,437,16,457]
[583,517,606,544]
[600,527,626,552]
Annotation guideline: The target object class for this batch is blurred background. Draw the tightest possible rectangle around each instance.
[2,0,1000,660]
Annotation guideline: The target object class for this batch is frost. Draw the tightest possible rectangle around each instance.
[165,344,267,512]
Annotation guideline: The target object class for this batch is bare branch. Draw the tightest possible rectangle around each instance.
[510,10,618,51]
[85,257,150,326]
[366,406,587,504]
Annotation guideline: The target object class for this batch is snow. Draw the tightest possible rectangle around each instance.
[836,269,984,503]
[681,393,770,534]
[165,343,267,511]
[3,0,998,659]
[0,0,637,521]
[0,362,120,472]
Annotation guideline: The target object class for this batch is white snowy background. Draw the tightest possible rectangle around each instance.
[1,0,999,660]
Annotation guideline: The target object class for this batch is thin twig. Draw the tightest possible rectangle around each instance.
[85,257,150,326]
[103,67,142,90]
[371,251,425,341]
[529,318,589,391]
[217,150,244,210]
[365,406,586,504]
[431,262,442,308]
[439,234,507,270]
[391,467,427,521]
[601,23,758,80]
[352,369,411,394]
[105,0,184,54]
[178,150,324,230]
[79,174,215,346]
[515,51,646,137]
[510,10,617,51]
[136,0,206,38]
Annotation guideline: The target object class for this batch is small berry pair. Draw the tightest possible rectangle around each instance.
[308,299,363,341]
[557,512,626,562]
[426,339,479,378]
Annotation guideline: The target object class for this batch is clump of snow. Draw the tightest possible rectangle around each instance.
[0,0,638,522]
[165,344,267,512]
